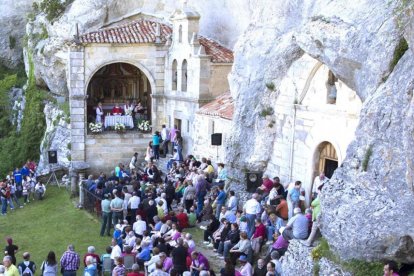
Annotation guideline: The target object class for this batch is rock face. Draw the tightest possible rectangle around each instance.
[227,0,414,263]
[0,0,32,68]
[25,0,255,96]
[280,240,351,276]
[37,103,71,175]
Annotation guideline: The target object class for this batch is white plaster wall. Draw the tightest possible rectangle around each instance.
[193,113,231,163]
[267,54,362,199]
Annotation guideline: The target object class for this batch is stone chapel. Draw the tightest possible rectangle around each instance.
[68,6,233,171]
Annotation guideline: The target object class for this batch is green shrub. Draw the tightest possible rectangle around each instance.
[266,81,275,91]
[259,106,274,117]
[39,0,68,22]
[362,145,373,172]
[9,36,16,49]
[390,38,408,72]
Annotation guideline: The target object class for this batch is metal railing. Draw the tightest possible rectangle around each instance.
[79,180,102,218]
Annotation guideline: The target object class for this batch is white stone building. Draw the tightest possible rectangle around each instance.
[265,54,362,200]
[192,92,234,163]
[67,8,233,171]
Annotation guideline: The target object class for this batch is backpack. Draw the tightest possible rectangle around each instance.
[19,261,35,276]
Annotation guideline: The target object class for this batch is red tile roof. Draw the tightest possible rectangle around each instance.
[79,19,172,44]
[79,19,233,63]
[197,92,234,120]
[198,36,234,63]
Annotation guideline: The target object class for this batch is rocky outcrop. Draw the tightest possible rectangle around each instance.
[227,0,414,263]
[280,240,351,276]
[37,103,71,175]
[0,0,32,68]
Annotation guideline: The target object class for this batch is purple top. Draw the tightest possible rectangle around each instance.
[60,250,80,271]
[163,257,173,272]
[192,253,209,270]
[272,235,289,250]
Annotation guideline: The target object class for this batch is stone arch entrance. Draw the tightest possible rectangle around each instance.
[313,141,338,179]
[86,62,152,125]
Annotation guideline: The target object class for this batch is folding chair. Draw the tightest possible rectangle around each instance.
[101,256,112,276]
[123,255,135,272]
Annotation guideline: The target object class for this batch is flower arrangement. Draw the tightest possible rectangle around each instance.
[88,122,103,133]
[137,120,151,132]
[115,122,126,133]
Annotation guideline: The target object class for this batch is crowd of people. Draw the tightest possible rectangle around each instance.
[1,127,410,276]
[0,160,46,216]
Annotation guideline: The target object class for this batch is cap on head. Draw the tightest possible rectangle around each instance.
[239,255,247,262]
[294,207,302,214]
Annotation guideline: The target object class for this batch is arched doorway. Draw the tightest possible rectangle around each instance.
[313,141,338,179]
[86,62,152,125]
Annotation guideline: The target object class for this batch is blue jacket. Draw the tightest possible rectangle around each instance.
[14,170,22,184]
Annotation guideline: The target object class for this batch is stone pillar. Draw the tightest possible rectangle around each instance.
[152,46,166,130]
[69,44,86,165]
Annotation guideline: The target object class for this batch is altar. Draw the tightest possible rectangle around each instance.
[104,115,134,128]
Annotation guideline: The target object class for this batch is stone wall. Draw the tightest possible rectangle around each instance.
[85,133,151,174]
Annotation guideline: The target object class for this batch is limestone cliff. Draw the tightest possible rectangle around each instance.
[0,0,33,68]
[227,0,414,263]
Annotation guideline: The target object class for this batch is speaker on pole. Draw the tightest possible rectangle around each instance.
[48,150,58,164]
[246,171,263,193]
[211,133,222,146]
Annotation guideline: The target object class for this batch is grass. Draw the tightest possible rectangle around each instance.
[0,186,109,267]
[362,145,373,172]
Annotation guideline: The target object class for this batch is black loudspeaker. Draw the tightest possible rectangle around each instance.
[211,133,222,146]
[48,150,58,164]
[246,171,263,193]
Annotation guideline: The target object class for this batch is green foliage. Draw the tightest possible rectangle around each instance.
[2,186,109,267]
[390,38,409,72]
[39,0,68,22]
[266,81,275,91]
[342,260,383,276]
[8,35,16,49]
[259,106,274,117]
[362,145,373,172]
[0,75,18,138]
[0,51,46,177]
[313,261,320,276]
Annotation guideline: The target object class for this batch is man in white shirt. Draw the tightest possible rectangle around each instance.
[110,239,122,261]
[133,215,147,237]
[243,193,261,238]
[160,124,170,156]
[128,192,140,223]
[185,233,196,252]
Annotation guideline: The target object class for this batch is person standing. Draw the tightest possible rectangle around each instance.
[40,251,58,276]
[171,238,187,275]
[100,194,112,236]
[160,125,170,157]
[60,245,80,276]
[17,252,36,276]
[243,193,261,238]
[4,238,18,265]
[3,255,19,276]
[96,102,104,124]
[129,153,138,173]
[13,168,23,198]
[111,190,124,226]
[170,125,178,151]
[0,182,8,215]
[152,131,161,161]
